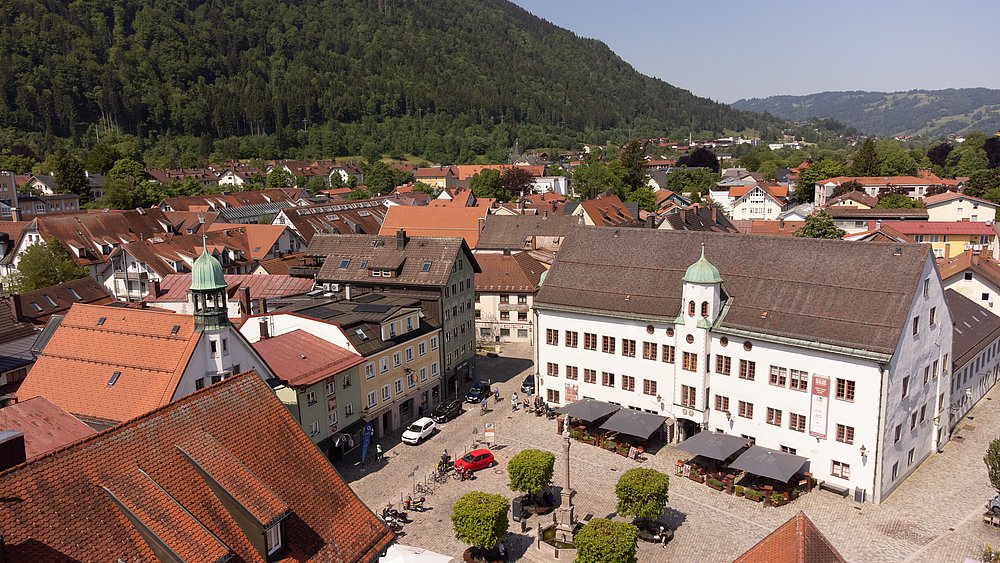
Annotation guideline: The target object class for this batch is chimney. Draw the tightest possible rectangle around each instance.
[150,279,161,299]
[396,228,406,250]
[0,431,26,472]
[258,297,267,314]
[876,219,882,230]
[503,248,511,256]
[10,296,22,322]
[779,219,785,230]
[679,208,687,224]
[478,217,486,233]
[711,207,718,223]
[345,284,352,301]
[10,208,20,222]
[645,214,655,229]
[239,286,251,316]
[258,317,270,340]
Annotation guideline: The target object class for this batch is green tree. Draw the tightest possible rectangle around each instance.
[927,143,953,169]
[0,154,36,174]
[757,160,778,181]
[626,186,657,212]
[451,492,509,551]
[470,169,502,199]
[575,518,639,563]
[10,238,89,293]
[615,468,670,520]
[364,160,410,195]
[795,157,845,202]
[304,176,327,196]
[967,169,1000,199]
[55,151,91,202]
[953,148,990,178]
[619,140,647,191]
[572,158,624,200]
[506,449,555,502]
[876,140,917,176]
[876,194,924,209]
[108,158,147,182]
[663,168,718,198]
[986,439,1000,492]
[793,211,845,239]
[413,182,436,195]
[267,168,294,188]
[348,187,373,200]
[850,138,880,176]
[85,143,122,175]
[677,147,719,173]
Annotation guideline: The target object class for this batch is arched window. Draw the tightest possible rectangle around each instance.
[701,301,709,317]
[688,301,696,317]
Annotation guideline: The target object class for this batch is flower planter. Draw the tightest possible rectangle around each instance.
[707,482,724,491]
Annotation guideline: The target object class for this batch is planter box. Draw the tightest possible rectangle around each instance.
[707,482,724,491]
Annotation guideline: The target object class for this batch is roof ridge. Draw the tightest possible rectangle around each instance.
[37,352,177,373]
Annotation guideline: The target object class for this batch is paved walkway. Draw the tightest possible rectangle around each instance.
[339,347,1000,562]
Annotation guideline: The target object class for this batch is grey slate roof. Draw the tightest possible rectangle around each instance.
[827,207,929,219]
[946,289,1000,368]
[662,206,739,233]
[304,233,479,287]
[475,214,580,251]
[218,201,293,221]
[535,227,930,356]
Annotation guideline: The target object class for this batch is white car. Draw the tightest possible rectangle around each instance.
[401,417,437,445]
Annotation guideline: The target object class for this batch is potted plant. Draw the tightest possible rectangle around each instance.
[725,480,734,494]
[770,492,785,507]
[734,485,744,497]
[791,488,801,500]
[706,477,724,491]
[603,439,617,451]
[745,489,762,502]
[583,432,594,444]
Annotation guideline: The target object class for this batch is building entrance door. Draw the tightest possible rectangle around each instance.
[382,410,393,435]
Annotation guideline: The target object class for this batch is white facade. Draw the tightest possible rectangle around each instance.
[730,186,784,221]
[475,292,534,344]
[942,272,1000,310]
[535,254,951,503]
[949,342,1000,430]
[925,198,997,223]
[170,328,274,399]
[529,176,570,196]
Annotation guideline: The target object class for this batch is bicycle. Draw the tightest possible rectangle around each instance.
[414,482,433,495]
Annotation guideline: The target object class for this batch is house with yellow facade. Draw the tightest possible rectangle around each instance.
[883,221,996,259]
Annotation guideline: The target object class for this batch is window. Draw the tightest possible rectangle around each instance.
[835,378,855,401]
[682,352,697,372]
[405,347,414,362]
[210,340,218,354]
[923,276,930,298]
[891,462,899,481]
[912,316,919,336]
[832,461,850,479]
[565,331,579,347]
[518,295,527,304]
[789,413,806,432]
[643,379,657,396]
[343,374,352,388]
[911,411,918,430]
[929,307,936,326]
[738,400,753,419]
[566,366,579,380]
[789,369,808,391]
[701,301,709,317]
[328,410,338,427]
[430,336,439,350]
[984,293,991,302]
[547,362,559,377]
[622,375,635,392]
[367,391,377,408]
[716,355,731,375]
[920,404,927,423]
[266,523,283,555]
[780,446,797,455]
[680,385,697,408]
[766,407,782,426]
[836,424,854,444]
[602,336,616,354]
[739,360,756,381]
[547,389,560,403]
[393,379,403,394]
[546,329,559,345]
[500,311,509,321]
[431,362,439,376]
[583,369,597,384]
[932,359,939,379]
[621,339,636,357]
[584,333,597,351]
[345,402,354,416]
[306,391,317,406]
[420,367,428,381]
[365,362,375,380]
[662,345,675,364]
[923,366,930,386]
[393,352,402,368]
[894,424,902,443]
[715,395,729,412]
[901,376,910,399]
[601,372,615,387]
[380,358,389,373]
[907,448,915,466]
[769,366,787,387]
[500,294,509,303]
[688,301,696,317]
[195,378,205,390]
[418,342,427,356]
[966,272,975,281]
[642,342,657,360]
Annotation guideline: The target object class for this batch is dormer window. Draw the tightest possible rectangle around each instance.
[265,521,283,555]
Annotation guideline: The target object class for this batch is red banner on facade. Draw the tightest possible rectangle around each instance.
[809,375,830,439]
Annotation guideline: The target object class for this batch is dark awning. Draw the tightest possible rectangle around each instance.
[676,431,749,461]
[598,409,668,439]
[556,398,620,422]
[729,445,808,482]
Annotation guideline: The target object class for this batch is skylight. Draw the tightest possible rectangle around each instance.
[355,328,369,341]
[97,317,106,326]
[30,302,42,312]
[171,325,181,335]
[43,295,57,307]
[339,258,351,268]
[108,371,122,386]
[68,288,82,300]
[421,261,432,272]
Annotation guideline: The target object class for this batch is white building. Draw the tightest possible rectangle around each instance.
[945,289,1000,430]
[474,252,546,344]
[535,228,951,503]
[529,176,570,196]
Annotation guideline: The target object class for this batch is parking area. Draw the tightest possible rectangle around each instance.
[338,346,1000,562]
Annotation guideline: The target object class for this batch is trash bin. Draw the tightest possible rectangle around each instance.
[557,417,564,434]
[512,495,524,522]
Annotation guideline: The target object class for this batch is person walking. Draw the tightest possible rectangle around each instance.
[511,391,518,411]
[375,443,383,462]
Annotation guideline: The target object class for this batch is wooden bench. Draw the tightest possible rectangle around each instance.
[818,480,850,497]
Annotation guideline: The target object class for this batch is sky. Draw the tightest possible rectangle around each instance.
[509,0,1000,103]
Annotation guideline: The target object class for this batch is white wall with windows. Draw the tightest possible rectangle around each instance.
[475,292,534,344]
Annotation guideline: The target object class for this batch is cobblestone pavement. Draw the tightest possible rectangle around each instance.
[338,344,1000,562]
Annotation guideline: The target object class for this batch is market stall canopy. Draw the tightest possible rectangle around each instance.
[555,398,620,422]
[676,430,749,461]
[598,409,668,439]
[729,445,808,482]
[379,544,452,563]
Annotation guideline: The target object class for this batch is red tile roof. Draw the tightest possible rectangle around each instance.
[453,164,544,181]
[15,304,202,424]
[253,329,364,387]
[827,190,878,208]
[207,222,289,260]
[734,511,845,563]
[580,194,640,227]
[148,273,314,303]
[882,220,996,236]
[379,205,490,248]
[740,220,807,237]
[12,277,115,325]
[474,252,547,292]
[255,253,306,275]
[0,373,393,561]
[0,396,96,459]
[922,190,996,207]
[160,188,307,211]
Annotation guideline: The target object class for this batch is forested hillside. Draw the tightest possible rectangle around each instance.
[0,0,797,162]
[733,89,1000,137]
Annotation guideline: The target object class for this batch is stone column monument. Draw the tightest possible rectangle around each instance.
[555,414,576,542]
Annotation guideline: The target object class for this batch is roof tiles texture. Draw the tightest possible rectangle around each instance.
[15,304,201,424]
[0,373,393,562]
[207,222,289,260]
[253,329,364,387]
[475,214,580,250]
[536,227,929,356]
[946,288,1000,368]
[474,253,546,292]
[149,273,313,302]
[882,220,995,235]
[0,396,96,459]
[160,188,307,211]
[12,277,115,324]
[379,205,490,248]
[279,199,388,242]
[734,511,846,563]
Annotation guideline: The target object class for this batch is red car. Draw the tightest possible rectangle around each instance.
[453,448,496,475]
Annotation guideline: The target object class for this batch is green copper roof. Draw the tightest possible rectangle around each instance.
[682,244,722,284]
[191,239,226,291]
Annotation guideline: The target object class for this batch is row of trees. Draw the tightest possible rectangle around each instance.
[451,448,670,562]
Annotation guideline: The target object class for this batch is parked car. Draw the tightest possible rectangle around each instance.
[453,448,496,474]
[521,375,535,395]
[431,399,463,423]
[988,493,1000,515]
[465,381,491,404]
[401,417,437,445]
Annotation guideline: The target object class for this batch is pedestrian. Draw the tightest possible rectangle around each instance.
[375,443,383,462]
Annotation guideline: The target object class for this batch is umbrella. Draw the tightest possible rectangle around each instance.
[555,398,620,422]
[728,445,808,482]
[676,431,749,461]
[599,409,667,439]
[380,544,452,563]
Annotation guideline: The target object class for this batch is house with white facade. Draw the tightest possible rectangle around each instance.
[922,191,998,223]
[729,184,789,221]
[534,227,951,503]
[938,251,1000,311]
[474,252,546,345]
[945,289,1000,430]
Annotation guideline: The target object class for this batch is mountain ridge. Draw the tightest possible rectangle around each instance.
[732,88,1000,137]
